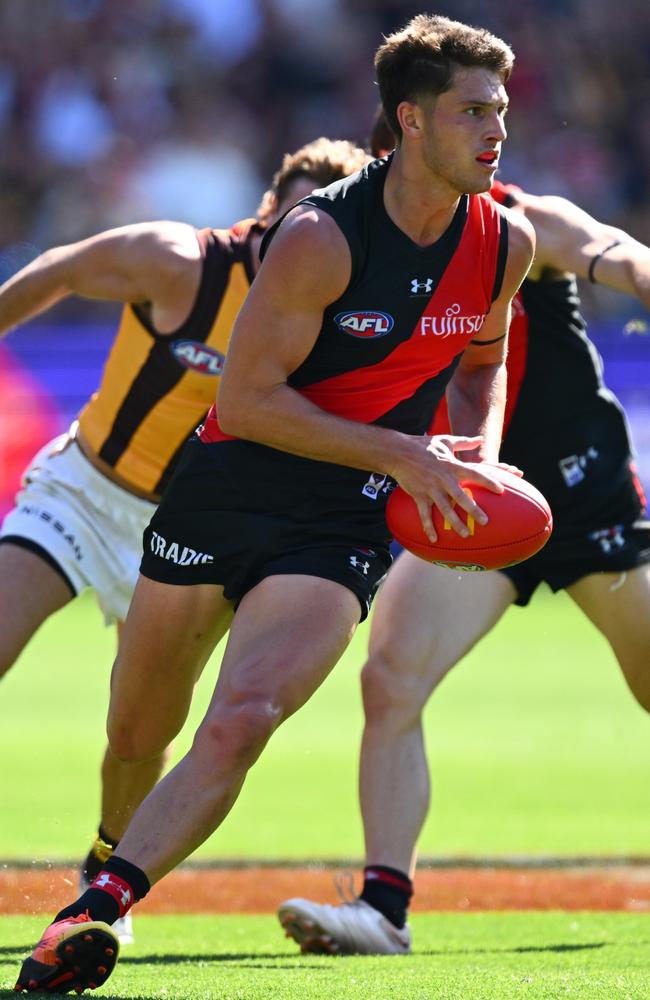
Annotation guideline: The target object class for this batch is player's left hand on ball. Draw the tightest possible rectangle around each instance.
[392,434,505,543]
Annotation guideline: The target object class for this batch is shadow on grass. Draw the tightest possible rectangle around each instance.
[512,943,606,954]
[119,951,328,969]
[0,941,629,964]
[418,941,610,957]
[0,939,641,996]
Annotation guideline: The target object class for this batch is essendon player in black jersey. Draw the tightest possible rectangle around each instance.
[276,128,650,957]
[15,15,534,993]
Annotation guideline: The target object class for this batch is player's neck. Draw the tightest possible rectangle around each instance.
[384,148,461,248]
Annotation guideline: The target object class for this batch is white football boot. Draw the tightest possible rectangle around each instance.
[278,897,411,955]
[79,872,134,945]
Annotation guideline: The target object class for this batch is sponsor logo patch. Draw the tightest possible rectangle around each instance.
[420,303,486,338]
[171,340,225,375]
[334,310,394,339]
[18,504,83,562]
[361,472,394,500]
[150,530,214,565]
[559,447,599,488]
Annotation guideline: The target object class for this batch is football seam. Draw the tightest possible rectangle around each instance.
[397,525,551,553]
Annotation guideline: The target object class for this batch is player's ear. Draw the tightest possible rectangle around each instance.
[396,100,425,140]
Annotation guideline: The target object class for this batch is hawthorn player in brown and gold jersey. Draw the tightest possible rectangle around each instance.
[0,136,369,945]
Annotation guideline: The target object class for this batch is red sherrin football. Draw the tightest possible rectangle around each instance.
[385,467,553,571]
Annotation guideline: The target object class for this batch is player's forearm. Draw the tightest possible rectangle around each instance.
[445,362,506,463]
[218,381,414,478]
[626,251,650,310]
[590,243,650,309]
[0,249,72,337]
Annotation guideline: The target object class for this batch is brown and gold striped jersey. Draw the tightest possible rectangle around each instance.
[77,219,259,497]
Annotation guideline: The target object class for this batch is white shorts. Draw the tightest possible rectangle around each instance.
[0,432,156,623]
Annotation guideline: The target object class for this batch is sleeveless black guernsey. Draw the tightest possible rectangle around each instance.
[199,157,507,527]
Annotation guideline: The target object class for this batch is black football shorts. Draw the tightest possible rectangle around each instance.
[140,436,392,621]
[500,408,649,604]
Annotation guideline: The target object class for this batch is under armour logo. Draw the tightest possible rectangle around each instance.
[411,277,433,295]
[589,525,626,554]
[349,555,370,575]
[95,873,133,907]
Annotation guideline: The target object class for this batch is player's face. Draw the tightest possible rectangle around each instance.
[420,66,508,194]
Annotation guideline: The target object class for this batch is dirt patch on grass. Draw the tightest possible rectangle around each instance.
[1,865,649,915]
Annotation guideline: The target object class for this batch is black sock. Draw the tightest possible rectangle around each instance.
[81,826,120,884]
[56,856,150,925]
[360,865,413,929]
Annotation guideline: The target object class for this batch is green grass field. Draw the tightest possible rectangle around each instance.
[0,584,648,861]
[1,913,649,999]
[2,586,650,998]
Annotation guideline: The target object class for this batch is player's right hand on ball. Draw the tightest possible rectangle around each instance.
[391,434,505,543]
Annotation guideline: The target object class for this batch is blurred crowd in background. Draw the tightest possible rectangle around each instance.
[1,0,650,288]
[0,0,649,509]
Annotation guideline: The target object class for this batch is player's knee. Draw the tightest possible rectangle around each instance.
[107,714,168,764]
[361,650,428,728]
[193,697,282,770]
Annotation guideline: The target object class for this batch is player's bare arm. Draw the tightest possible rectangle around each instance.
[0,221,203,338]
[218,205,504,539]
[445,205,535,463]
[511,191,650,305]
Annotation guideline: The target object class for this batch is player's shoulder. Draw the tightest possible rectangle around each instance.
[117,220,203,271]
[262,202,350,262]
[471,188,534,259]
[252,203,351,307]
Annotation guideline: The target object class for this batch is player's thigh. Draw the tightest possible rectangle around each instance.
[206,574,360,727]
[568,563,650,711]
[0,542,74,676]
[367,552,516,694]
[108,574,233,756]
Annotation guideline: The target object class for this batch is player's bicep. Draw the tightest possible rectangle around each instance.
[460,300,512,368]
[64,222,201,304]
[525,195,632,281]
[221,208,351,396]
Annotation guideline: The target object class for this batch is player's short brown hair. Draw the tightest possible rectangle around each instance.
[375,14,514,141]
[257,137,370,224]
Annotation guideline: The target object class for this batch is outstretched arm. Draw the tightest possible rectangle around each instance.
[514,192,650,307]
[0,221,203,338]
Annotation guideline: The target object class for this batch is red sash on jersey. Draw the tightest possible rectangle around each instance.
[430,180,529,437]
[201,192,505,443]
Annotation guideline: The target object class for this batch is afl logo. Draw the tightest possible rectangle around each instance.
[171,340,225,375]
[334,310,394,339]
